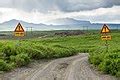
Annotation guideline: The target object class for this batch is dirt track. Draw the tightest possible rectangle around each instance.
[0,53,118,80]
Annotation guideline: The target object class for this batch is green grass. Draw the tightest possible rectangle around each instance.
[0,30,120,77]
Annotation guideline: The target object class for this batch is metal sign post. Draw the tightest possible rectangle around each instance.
[105,39,108,52]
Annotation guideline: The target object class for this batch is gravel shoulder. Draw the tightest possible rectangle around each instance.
[0,53,118,80]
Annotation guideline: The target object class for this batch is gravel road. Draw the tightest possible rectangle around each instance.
[0,53,118,80]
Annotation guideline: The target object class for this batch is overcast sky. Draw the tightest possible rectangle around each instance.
[0,0,120,24]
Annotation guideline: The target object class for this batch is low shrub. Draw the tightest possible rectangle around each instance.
[2,45,17,57]
[0,59,14,71]
[14,53,30,67]
[89,51,120,77]
[27,48,44,59]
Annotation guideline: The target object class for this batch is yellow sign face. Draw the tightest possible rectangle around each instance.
[101,35,111,40]
[14,32,25,37]
[101,24,110,33]
[14,23,25,37]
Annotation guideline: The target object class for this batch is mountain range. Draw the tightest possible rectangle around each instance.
[0,18,119,31]
[46,18,91,25]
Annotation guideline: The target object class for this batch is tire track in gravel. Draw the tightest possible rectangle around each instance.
[0,53,118,80]
[64,56,117,80]
[26,53,87,80]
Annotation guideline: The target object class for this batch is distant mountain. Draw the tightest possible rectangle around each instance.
[0,18,119,31]
[47,18,91,25]
[0,19,48,31]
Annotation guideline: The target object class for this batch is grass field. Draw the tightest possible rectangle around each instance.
[0,30,120,77]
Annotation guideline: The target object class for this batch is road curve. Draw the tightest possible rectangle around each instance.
[0,53,118,80]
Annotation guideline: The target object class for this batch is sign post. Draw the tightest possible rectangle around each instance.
[14,22,25,46]
[101,24,111,52]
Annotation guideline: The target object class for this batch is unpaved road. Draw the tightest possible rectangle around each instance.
[0,53,118,80]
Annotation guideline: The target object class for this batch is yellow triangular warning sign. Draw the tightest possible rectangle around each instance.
[101,24,110,33]
[14,23,24,32]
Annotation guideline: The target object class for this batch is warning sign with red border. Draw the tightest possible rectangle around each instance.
[101,24,110,33]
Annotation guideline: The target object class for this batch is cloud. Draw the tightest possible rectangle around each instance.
[0,0,120,12]
[0,0,119,24]
[0,6,119,24]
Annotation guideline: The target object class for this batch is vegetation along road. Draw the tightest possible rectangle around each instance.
[0,30,120,80]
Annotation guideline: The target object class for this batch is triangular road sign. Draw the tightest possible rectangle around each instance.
[101,24,110,33]
[14,23,24,32]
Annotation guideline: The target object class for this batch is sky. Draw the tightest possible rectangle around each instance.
[0,0,120,24]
